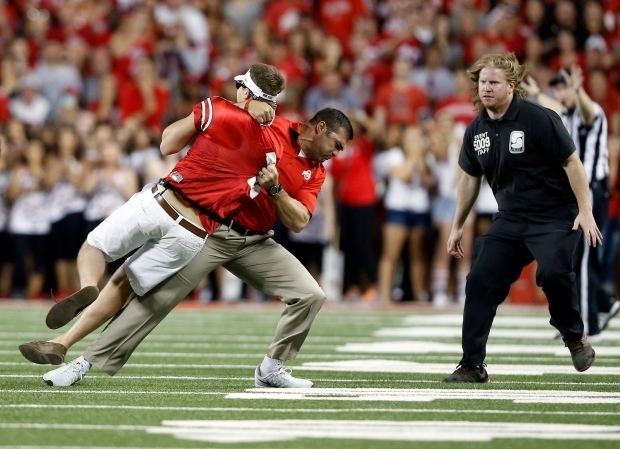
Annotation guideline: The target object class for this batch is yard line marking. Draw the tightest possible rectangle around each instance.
[226,388,620,404]
[4,377,620,386]
[375,327,620,341]
[402,315,550,327]
[0,423,149,431]
[0,447,211,449]
[338,341,620,356]
[148,420,620,443]
[0,332,364,343]
[3,404,620,417]
[301,359,620,375]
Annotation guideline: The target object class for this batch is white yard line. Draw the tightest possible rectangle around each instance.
[2,404,620,416]
[226,387,620,404]
[375,327,620,341]
[149,420,620,443]
[302,359,620,376]
[338,340,620,356]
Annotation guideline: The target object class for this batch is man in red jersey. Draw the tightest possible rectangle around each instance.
[30,107,353,389]
[19,64,283,353]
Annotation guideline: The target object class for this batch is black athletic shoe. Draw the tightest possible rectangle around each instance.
[443,364,490,383]
[564,336,595,372]
[45,286,100,329]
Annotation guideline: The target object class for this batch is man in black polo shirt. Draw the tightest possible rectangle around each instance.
[444,53,602,383]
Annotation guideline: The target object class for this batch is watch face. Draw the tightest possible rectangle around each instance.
[269,184,282,196]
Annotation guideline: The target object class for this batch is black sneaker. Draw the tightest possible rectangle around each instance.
[443,364,490,383]
[564,336,595,372]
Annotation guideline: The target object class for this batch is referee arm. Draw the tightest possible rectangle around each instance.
[448,171,482,258]
[563,152,603,247]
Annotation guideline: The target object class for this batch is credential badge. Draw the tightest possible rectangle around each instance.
[509,130,525,154]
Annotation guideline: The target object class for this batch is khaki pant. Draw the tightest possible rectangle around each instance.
[84,224,326,375]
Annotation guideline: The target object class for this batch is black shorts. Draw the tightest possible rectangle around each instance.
[50,212,86,260]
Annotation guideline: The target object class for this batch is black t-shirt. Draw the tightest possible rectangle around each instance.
[459,96,577,219]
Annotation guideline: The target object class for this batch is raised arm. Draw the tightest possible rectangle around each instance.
[563,152,602,246]
[160,113,195,156]
[447,171,482,258]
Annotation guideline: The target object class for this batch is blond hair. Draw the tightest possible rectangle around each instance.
[466,53,527,111]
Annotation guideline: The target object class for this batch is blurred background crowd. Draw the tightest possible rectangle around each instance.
[0,0,618,305]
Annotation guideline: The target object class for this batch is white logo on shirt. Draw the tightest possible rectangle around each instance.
[302,170,312,181]
[170,171,183,182]
[473,132,491,156]
[509,130,525,154]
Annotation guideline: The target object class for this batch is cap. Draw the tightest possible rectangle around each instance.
[233,70,277,102]
[549,70,569,87]
[585,35,607,53]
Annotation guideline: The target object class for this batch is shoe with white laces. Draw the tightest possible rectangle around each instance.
[42,356,91,387]
[254,365,313,388]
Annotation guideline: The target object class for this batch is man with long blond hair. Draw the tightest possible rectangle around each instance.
[445,53,602,382]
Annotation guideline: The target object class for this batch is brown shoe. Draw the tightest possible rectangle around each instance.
[564,336,595,372]
[46,286,99,329]
[19,341,67,365]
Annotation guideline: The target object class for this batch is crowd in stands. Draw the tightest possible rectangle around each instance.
[0,0,618,305]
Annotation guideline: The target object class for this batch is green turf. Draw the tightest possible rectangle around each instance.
[1,305,619,448]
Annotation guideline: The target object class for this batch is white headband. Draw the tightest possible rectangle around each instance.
[233,70,277,102]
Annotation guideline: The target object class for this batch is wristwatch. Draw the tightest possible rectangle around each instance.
[268,183,283,197]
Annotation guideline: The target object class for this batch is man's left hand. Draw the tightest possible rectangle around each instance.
[257,164,279,188]
[573,212,603,247]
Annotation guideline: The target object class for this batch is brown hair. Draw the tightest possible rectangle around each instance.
[466,53,527,111]
[249,63,285,108]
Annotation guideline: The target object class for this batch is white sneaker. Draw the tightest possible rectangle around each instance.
[42,356,91,387]
[254,365,313,388]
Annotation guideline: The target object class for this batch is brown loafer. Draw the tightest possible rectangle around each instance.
[46,286,100,329]
[19,341,67,365]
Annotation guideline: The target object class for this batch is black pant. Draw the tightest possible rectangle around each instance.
[461,213,584,365]
[338,203,377,292]
[574,183,613,335]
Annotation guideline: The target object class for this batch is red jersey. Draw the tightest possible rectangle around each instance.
[330,135,377,206]
[164,97,282,231]
[232,117,326,233]
[375,82,429,125]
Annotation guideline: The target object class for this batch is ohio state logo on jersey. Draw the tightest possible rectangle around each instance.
[302,169,312,181]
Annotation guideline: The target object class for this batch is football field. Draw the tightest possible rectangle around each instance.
[1,302,620,449]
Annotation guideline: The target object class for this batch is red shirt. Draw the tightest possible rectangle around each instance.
[232,117,326,233]
[165,97,283,232]
[118,81,169,133]
[375,82,429,125]
[317,0,368,51]
[330,135,376,206]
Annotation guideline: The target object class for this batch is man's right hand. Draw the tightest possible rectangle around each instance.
[447,226,465,259]
[247,101,275,124]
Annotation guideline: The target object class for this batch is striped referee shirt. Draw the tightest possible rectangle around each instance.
[561,102,609,186]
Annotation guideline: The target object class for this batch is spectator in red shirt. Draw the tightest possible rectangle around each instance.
[118,57,170,134]
[373,55,429,134]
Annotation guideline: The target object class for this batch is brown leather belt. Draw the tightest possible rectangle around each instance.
[151,186,207,239]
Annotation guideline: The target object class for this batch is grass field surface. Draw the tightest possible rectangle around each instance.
[1,301,619,449]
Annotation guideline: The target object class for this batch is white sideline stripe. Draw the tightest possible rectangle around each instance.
[0,423,149,431]
[0,362,257,369]
[376,327,620,341]
[149,420,620,443]
[0,332,365,343]
[227,387,620,404]
[302,359,620,376]
[0,447,211,449]
[3,378,620,386]
[338,340,620,356]
[3,404,620,417]
[403,315,550,327]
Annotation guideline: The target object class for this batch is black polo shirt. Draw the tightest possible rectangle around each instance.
[459,96,578,219]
